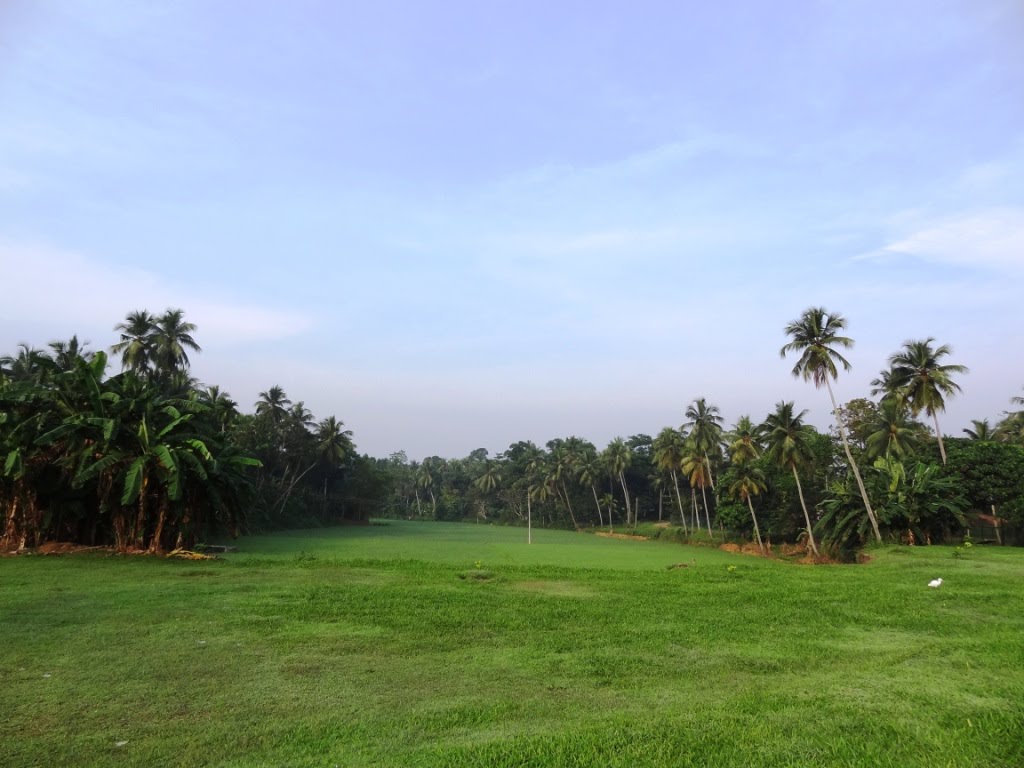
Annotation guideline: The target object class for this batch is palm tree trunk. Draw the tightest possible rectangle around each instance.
[746,495,765,554]
[792,465,819,556]
[527,492,532,544]
[700,484,712,536]
[414,489,422,517]
[618,472,632,526]
[591,484,604,527]
[690,487,698,530]
[671,470,688,534]
[826,379,882,543]
[931,410,948,465]
[429,489,437,518]
[561,482,579,530]
[704,452,716,491]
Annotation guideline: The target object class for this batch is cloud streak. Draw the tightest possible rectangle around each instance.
[858,207,1024,275]
[0,240,313,349]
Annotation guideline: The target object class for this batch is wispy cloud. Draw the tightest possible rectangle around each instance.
[0,240,312,348]
[856,207,1024,275]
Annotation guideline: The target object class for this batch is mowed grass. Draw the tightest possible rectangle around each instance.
[1,522,1023,767]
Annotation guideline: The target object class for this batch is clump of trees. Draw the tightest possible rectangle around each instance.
[1,310,376,553]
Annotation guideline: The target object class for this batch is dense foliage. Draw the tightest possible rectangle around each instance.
[0,310,372,553]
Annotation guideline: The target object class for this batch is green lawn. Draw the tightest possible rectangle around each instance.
[2,521,1023,767]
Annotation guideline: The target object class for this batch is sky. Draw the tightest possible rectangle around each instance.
[1,1,1023,460]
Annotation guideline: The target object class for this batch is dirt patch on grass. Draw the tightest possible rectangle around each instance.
[513,580,595,598]
[594,531,648,541]
[36,542,111,555]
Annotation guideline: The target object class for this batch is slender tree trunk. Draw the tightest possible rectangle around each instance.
[658,490,663,522]
[690,487,698,530]
[429,489,437,518]
[591,484,604,527]
[700,484,712,536]
[527,492,532,544]
[671,470,688,534]
[704,452,716,491]
[414,489,422,517]
[931,410,948,465]
[276,462,317,516]
[792,465,819,556]
[618,472,632,526]
[746,495,765,554]
[561,481,579,530]
[826,379,882,543]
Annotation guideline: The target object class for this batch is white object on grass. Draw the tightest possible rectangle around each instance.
[928,578,942,588]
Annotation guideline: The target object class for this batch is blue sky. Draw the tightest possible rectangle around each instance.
[2,1,1022,459]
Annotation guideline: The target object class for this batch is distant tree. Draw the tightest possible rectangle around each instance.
[602,438,633,527]
[887,338,967,465]
[760,401,819,556]
[652,427,688,533]
[684,398,723,492]
[963,419,995,441]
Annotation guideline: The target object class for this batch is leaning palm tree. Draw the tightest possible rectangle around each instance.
[887,338,968,465]
[760,401,819,556]
[781,307,881,543]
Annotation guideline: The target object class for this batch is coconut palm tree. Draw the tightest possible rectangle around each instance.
[652,427,688,533]
[760,401,819,556]
[150,308,201,382]
[887,338,968,465]
[781,307,881,543]
[112,310,156,374]
[680,441,713,536]
[726,415,760,465]
[962,419,995,441]
[549,445,580,530]
[684,398,723,491]
[728,461,766,554]
[255,386,292,426]
[602,438,633,527]
[575,448,605,528]
[48,336,92,373]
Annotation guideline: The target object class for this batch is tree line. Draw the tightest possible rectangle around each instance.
[373,308,1024,553]
[4,306,1023,555]
[0,309,378,553]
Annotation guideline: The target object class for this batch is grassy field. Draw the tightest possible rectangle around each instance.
[2,521,1023,767]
